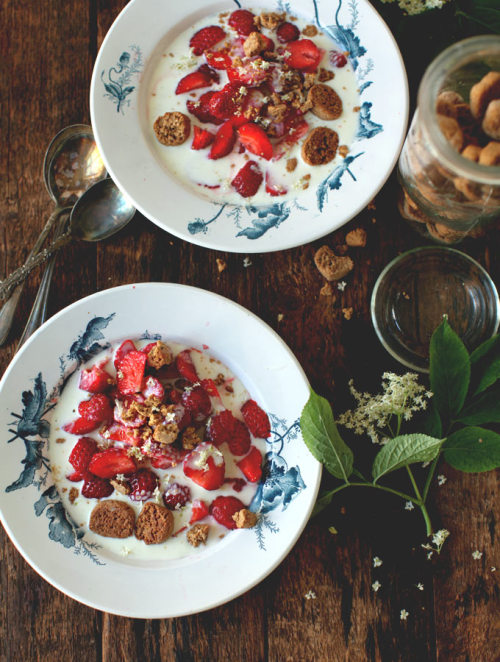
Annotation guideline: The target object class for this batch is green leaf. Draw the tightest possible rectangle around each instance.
[443,426,500,472]
[457,0,500,33]
[455,386,500,425]
[470,335,500,395]
[300,389,354,482]
[372,434,443,482]
[419,399,443,439]
[312,490,336,517]
[430,318,470,423]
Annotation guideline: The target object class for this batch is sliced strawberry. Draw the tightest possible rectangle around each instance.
[183,442,225,490]
[191,126,215,150]
[63,416,101,435]
[230,114,250,128]
[117,350,147,395]
[228,9,256,36]
[79,361,114,393]
[265,172,288,196]
[182,385,212,423]
[262,36,275,51]
[69,437,98,474]
[277,22,300,43]
[189,498,210,524]
[176,349,199,383]
[209,82,246,121]
[142,375,165,400]
[228,419,251,456]
[238,123,273,160]
[189,25,226,56]
[210,495,245,529]
[227,62,270,86]
[81,475,113,499]
[231,161,263,198]
[78,394,113,423]
[200,378,221,401]
[145,442,188,469]
[241,399,271,438]
[113,400,146,428]
[67,470,84,482]
[237,445,263,482]
[186,91,223,125]
[163,482,191,510]
[168,388,182,405]
[141,342,157,355]
[102,422,141,446]
[207,409,238,446]
[205,50,232,70]
[175,65,219,95]
[209,121,236,160]
[329,49,347,68]
[129,468,159,501]
[284,39,323,72]
[88,448,137,479]
[114,339,136,370]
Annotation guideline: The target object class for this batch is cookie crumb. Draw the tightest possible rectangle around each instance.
[342,307,353,320]
[277,313,284,322]
[216,258,227,273]
[302,24,318,36]
[318,68,335,82]
[314,245,354,281]
[69,487,79,504]
[339,145,349,158]
[147,341,173,369]
[286,157,298,172]
[232,508,258,528]
[56,437,65,444]
[243,31,268,57]
[187,523,209,547]
[320,282,333,297]
[110,477,132,495]
[345,228,367,247]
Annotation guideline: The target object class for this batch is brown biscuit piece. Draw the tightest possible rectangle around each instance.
[461,144,482,162]
[89,500,136,539]
[243,31,268,57]
[345,228,367,247]
[232,509,258,529]
[153,111,191,146]
[302,127,339,166]
[314,245,353,281]
[479,141,500,166]
[135,502,174,545]
[482,99,500,140]
[435,90,464,118]
[307,84,342,121]
[437,114,464,152]
[470,71,500,119]
[187,523,210,547]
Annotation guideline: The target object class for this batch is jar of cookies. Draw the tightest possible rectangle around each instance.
[398,35,500,243]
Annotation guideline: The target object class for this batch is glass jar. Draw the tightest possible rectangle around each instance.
[398,35,500,243]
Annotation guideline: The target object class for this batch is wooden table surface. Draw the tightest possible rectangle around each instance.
[1,2,499,660]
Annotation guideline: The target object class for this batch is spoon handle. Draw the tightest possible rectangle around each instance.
[17,212,70,349]
[0,206,65,345]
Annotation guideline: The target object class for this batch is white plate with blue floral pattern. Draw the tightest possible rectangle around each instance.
[90,0,408,253]
[0,283,321,617]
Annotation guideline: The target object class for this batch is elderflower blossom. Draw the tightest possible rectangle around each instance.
[337,373,432,444]
[379,0,449,16]
[400,609,409,621]
[422,528,450,558]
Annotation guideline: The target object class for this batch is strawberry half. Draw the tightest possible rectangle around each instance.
[144,442,188,469]
[183,442,225,490]
[189,498,209,524]
[129,468,159,501]
[189,25,226,56]
[176,349,199,383]
[210,495,245,529]
[182,385,212,423]
[64,394,113,434]
[231,161,263,198]
[227,62,270,86]
[186,91,223,125]
[237,445,263,482]
[241,399,271,438]
[117,350,147,395]
[114,339,136,370]
[175,64,219,95]
[237,123,273,160]
[69,437,98,474]
[101,422,141,446]
[163,482,191,510]
[265,172,288,196]
[205,50,232,70]
[209,121,236,160]
[276,21,300,43]
[141,375,165,400]
[209,82,246,121]
[88,448,137,479]
[81,475,113,499]
[228,9,256,36]
[207,409,239,446]
[79,361,113,393]
[284,39,323,72]
[191,126,215,150]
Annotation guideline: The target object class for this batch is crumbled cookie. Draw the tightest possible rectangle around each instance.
[153,111,191,146]
[345,228,367,247]
[243,31,268,57]
[304,73,317,89]
[267,103,288,122]
[461,144,482,162]
[258,11,285,30]
[135,502,174,545]
[153,421,179,445]
[479,141,500,166]
[286,157,298,172]
[318,68,335,83]
[216,258,227,273]
[302,24,318,37]
[232,508,258,529]
[110,477,132,495]
[482,99,500,140]
[437,114,464,152]
[56,437,65,444]
[147,341,173,369]
[436,90,464,118]
[314,245,353,281]
[342,307,353,320]
[182,426,200,450]
[320,282,334,297]
[187,523,209,547]
[339,145,349,158]
[69,487,79,504]
[470,71,500,119]
[307,84,342,121]
[302,127,339,166]
[89,500,136,539]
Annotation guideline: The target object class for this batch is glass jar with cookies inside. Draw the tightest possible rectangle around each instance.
[398,35,500,243]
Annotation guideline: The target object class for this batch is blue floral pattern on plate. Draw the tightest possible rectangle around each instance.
[101,46,143,113]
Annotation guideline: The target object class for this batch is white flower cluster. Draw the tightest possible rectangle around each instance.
[379,0,449,15]
[337,372,432,444]
[422,528,450,559]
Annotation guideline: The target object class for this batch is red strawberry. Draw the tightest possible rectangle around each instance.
[191,126,215,150]
[117,350,147,395]
[209,82,246,121]
[182,385,212,423]
[67,470,84,482]
[228,418,251,456]
[168,388,182,404]
[224,477,246,492]
[141,375,165,400]
[183,442,225,490]
[81,475,113,499]
[209,121,236,160]
[205,50,232,70]
[163,482,191,510]
[231,161,263,198]
[210,495,245,529]
[129,468,159,501]
[265,172,288,196]
[228,9,256,35]
[186,91,223,125]
[189,25,226,56]
[114,339,136,370]
[88,448,137,478]
[237,123,273,160]
[207,409,238,446]
[78,393,113,423]
[79,361,113,393]
[227,62,270,86]
[69,437,98,474]
[63,416,101,435]
[176,349,199,383]
[329,49,347,68]
[200,378,222,402]
[241,399,271,438]
[141,342,157,355]
[175,65,219,95]
[276,22,300,43]
[284,39,323,72]
[145,442,188,469]
[237,445,263,482]
[262,35,275,51]
[230,114,250,128]
[102,422,141,446]
[189,498,209,523]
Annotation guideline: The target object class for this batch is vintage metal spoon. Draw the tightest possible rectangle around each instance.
[0,124,107,344]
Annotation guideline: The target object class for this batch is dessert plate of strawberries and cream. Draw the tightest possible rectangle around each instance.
[0,283,321,617]
[90,0,408,252]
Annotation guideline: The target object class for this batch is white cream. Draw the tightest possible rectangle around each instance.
[146,9,360,204]
[48,340,264,562]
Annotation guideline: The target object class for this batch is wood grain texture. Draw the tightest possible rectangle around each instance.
[1,1,499,661]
